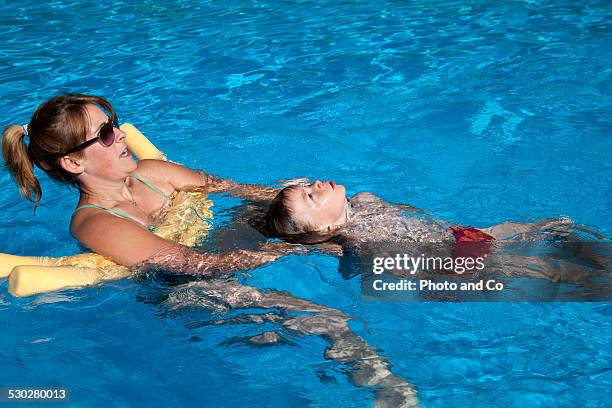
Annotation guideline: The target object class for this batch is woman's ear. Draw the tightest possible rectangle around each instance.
[59,155,84,175]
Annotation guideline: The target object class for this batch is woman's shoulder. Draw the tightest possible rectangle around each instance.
[69,202,166,266]
[69,203,119,243]
[132,159,170,180]
[134,159,204,191]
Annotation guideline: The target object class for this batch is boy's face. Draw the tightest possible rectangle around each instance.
[285,180,347,231]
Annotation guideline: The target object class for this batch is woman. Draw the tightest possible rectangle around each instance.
[2,94,420,406]
[2,93,290,274]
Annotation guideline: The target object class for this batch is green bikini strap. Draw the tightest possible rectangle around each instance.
[75,174,167,226]
[75,204,135,222]
[129,173,169,199]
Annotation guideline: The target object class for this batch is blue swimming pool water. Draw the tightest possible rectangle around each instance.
[1,0,610,406]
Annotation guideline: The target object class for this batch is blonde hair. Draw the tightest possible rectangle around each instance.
[2,94,116,209]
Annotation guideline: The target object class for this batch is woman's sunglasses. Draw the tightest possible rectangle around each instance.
[57,116,118,157]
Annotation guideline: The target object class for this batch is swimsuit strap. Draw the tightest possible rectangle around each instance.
[75,204,157,232]
[75,204,136,222]
[75,174,169,230]
[129,173,169,199]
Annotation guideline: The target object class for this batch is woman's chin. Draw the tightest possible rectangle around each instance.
[120,156,138,172]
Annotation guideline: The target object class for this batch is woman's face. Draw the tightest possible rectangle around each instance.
[80,104,137,179]
[285,180,348,231]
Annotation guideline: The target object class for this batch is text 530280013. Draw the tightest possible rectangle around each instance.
[0,388,69,402]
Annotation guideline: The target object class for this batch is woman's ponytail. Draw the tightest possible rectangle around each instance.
[2,124,42,207]
[2,94,117,210]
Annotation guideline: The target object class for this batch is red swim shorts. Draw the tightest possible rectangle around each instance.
[449,225,495,259]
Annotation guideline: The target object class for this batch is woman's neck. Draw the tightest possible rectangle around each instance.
[79,173,134,204]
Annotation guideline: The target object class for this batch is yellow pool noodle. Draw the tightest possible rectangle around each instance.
[121,123,166,161]
[2,124,212,297]
[0,253,45,278]
[9,266,125,297]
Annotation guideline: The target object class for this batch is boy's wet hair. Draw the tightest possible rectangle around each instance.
[267,185,304,235]
[266,186,342,245]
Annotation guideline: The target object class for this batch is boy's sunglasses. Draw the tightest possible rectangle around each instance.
[57,116,118,157]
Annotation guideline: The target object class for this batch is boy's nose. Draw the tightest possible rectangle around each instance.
[314,180,323,189]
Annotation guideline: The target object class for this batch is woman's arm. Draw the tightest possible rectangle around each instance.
[72,211,293,275]
[132,242,289,276]
[136,159,278,201]
[229,184,279,201]
[202,173,278,201]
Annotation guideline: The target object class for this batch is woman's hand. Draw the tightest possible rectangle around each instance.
[260,241,308,256]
